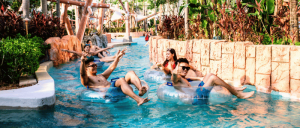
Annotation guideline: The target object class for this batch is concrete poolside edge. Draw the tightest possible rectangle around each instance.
[0,61,55,109]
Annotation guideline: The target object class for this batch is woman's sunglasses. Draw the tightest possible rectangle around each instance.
[87,64,97,67]
[180,66,190,71]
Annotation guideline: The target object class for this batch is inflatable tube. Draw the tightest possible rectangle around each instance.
[144,69,171,83]
[80,80,149,103]
[157,81,232,105]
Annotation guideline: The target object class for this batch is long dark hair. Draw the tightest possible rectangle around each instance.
[163,48,177,66]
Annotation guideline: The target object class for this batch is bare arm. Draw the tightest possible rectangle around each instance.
[61,49,83,56]
[101,48,126,79]
[80,53,89,86]
[91,46,114,56]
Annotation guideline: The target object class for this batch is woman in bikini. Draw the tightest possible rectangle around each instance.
[61,44,114,62]
[151,48,202,76]
[151,48,177,74]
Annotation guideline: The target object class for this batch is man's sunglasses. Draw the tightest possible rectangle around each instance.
[180,66,190,71]
[87,64,97,67]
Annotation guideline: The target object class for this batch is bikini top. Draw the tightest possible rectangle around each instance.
[86,55,94,61]
[164,62,176,69]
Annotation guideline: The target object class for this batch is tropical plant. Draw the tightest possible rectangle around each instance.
[0,5,25,39]
[0,34,44,84]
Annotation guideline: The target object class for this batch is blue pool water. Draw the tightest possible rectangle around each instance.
[1,37,300,127]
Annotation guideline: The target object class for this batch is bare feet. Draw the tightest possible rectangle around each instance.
[139,86,148,96]
[237,91,255,99]
[235,86,247,91]
[137,98,150,106]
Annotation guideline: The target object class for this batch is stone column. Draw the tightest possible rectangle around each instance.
[184,0,189,39]
[125,2,130,37]
[290,0,299,42]
[22,0,29,18]
[97,0,104,34]
[42,0,47,15]
[56,0,60,17]
[76,0,93,42]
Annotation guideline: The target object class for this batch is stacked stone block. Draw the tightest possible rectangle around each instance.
[148,36,300,98]
[256,46,272,93]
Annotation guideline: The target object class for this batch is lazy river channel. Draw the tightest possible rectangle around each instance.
[1,37,300,127]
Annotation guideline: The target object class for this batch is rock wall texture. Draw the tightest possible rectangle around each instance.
[148,36,300,99]
[45,35,82,66]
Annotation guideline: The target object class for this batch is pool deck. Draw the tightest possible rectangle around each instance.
[0,61,55,109]
[108,42,137,47]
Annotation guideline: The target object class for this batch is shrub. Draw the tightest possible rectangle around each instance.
[0,6,25,39]
[29,10,66,40]
[0,34,44,84]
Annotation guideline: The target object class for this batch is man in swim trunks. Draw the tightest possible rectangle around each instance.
[87,40,110,58]
[80,48,150,106]
[171,58,254,99]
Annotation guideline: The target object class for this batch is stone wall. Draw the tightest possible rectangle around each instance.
[45,35,82,66]
[149,36,300,98]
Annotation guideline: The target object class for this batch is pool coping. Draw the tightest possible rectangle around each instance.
[0,61,55,109]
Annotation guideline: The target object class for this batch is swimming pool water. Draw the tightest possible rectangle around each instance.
[1,37,300,127]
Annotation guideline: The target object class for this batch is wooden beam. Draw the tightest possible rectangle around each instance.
[47,0,110,8]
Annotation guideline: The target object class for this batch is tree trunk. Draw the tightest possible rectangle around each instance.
[76,0,93,42]
[22,0,29,18]
[41,0,47,15]
[185,0,189,39]
[97,0,105,34]
[290,0,299,43]
[125,2,130,37]
[56,0,60,17]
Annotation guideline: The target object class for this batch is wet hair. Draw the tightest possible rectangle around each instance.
[163,48,177,67]
[84,44,90,49]
[175,58,189,66]
[87,39,91,44]
[85,60,94,66]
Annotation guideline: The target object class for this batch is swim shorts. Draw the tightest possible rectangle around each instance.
[104,77,127,102]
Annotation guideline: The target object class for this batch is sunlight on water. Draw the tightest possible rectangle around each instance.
[1,37,300,127]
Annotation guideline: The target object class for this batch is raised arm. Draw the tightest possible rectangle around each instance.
[80,53,89,86]
[101,48,127,79]
[91,45,114,56]
[171,64,181,85]
[61,49,83,56]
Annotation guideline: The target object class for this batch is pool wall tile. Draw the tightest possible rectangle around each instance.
[191,53,201,71]
[200,40,211,66]
[210,41,223,60]
[246,45,256,58]
[255,74,271,93]
[290,47,300,80]
[221,53,234,80]
[233,68,246,87]
[234,42,253,69]
[210,60,222,78]
[193,39,202,54]
[256,46,272,74]
[201,66,210,76]
[245,57,256,85]
[271,62,290,93]
[177,41,188,58]
[150,37,300,96]
[148,37,152,61]
[186,40,194,62]
[222,42,235,54]
[272,46,290,63]
[290,79,300,98]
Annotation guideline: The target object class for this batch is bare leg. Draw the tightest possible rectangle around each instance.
[99,58,115,62]
[203,74,254,99]
[115,78,150,106]
[204,73,246,91]
[102,52,109,57]
[97,53,104,58]
[125,71,148,96]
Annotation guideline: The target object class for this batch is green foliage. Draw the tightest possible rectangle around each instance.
[0,34,44,84]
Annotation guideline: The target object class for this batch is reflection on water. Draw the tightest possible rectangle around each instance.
[1,37,300,127]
